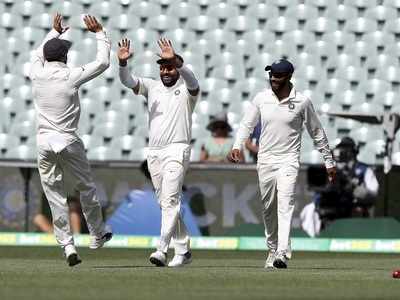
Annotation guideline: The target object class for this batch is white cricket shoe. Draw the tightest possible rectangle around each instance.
[168,252,192,267]
[149,250,167,267]
[273,251,288,269]
[64,244,82,267]
[89,226,113,249]
[264,250,276,269]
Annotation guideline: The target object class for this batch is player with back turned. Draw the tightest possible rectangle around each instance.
[228,59,337,269]
[30,14,112,267]
[118,37,200,267]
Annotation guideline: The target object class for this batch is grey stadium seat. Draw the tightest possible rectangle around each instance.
[204,29,237,48]
[0,133,19,157]
[245,3,279,22]
[81,134,103,151]
[53,2,83,17]
[87,146,122,161]
[207,3,240,21]
[324,5,357,24]
[186,16,219,34]
[147,15,180,33]
[5,145,37,160]
[128,1,162,19]
[89,2,123,19]
[167,2,201,20]
[1,12,23,31]
[304,17,338,35]
[12,1,44,18]
[344,18,378,36]
[92,122,129,140]
[343,0,379,10]
[109,15,140,31]
[210,64,246,82]
[266,17,298,35]
[285,4,319,22]
[225,16,258,34]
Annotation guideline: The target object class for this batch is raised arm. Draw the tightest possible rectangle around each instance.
[157,38,199,96]
[228,100,260,163]
[30,13,67,79]
[118,38,140,94]
[71,15,110,87]
[304,99,336,182]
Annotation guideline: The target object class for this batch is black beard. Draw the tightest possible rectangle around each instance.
[160,74,179,87]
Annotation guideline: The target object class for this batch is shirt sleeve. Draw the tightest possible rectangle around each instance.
[303,98,336,169]
[232,97,261,150]
[29,29,61,80]
[137,77,157,100]
[70,30,111,88]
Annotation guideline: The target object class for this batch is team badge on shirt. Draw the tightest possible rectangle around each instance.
[174,89,180,95]
[288,102,295,110]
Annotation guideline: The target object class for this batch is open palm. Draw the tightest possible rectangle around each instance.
[157,38,175,60]
[118,38,133,61]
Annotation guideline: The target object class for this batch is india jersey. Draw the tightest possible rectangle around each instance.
[137,77,198,148]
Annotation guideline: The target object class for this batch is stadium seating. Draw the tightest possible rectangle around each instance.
[1,0,399,164]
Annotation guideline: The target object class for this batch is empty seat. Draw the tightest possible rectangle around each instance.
[242,29,275,49]
[80,97,104,119]
[0,133,19,157]
[210,64,246,82]
[5,36,30,56]
[349,126,383,144]
[87,146,122,160]
[235,77,266,98]
[31,13,53,30]
[9,120,36,139]
[195,100,224,116]
[316,78,351,96]
[127,28,160,50]
[295,65,327,84]
[5,145,37,160]
[207,3,239,20]
[304,17,338,35]
[164,28,196,50]
[325,54,361,72]
[12,1,44,17]
[109,15,140,31]
[1,96,26,122]
[305,0,338,10]
[344,41,377,59]
[383,0,400,9]
[282,30,315,50]
[92,122,129,139]
[225,16,258,33]
[208,51,243,68]
[245,3,279,21]
[292,52,321,69]
[266,17,297,35]
[208,88,242,105]
[335,66,368,86]
[344,18,378,36]
[188,39,220,56]
[148,15,180,33]
[186,16,218,34]
[133,63,159,79]
[129,148,148,161]
[87,86,121,107]
[167,2,200,19]
[321,31,356,49]
[383,19,400,36]
[225,38,259,57]
[357,79,392,100]
[304,40,337,60]
[200,78,228,95]
[13,27,48,45]
[343,0,378,10]
[95,110,129,126]
[365,6,397,23]
[53,2,83,17]
[264,40,297,59]
[111,134,146,152]
[1,12,23,30]
[89,2,122,19]
[324,4,358,23]
[334,90,364,107]
[80,134,103,150]
[285,4,319,21]
[376,66,400,85]
[128,1,161,19]
[203,29,237,48]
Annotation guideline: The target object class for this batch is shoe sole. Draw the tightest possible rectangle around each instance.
[273,259,287,269]
[149,256,166,267]
[67,254,82,267]
[89,232,113,249]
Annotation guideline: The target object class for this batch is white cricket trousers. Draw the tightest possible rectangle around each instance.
[37,139,105,248]
[257,157,299,255]
[147,143,191,255]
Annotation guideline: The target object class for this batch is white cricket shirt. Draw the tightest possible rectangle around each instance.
[30,29,110,152]
[233,87,335,168]
[137,77,198,148]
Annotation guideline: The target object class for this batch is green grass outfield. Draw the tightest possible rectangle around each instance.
[0,247,399,300]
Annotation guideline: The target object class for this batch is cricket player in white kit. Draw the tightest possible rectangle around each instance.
[229,59,337,269]
[30,14,112,266]
[118,38,199,267]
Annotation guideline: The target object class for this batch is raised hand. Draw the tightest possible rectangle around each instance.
[118,38,133,63]
[53,13,69,34]
[83,15,103,33]
[157,38,176,61]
